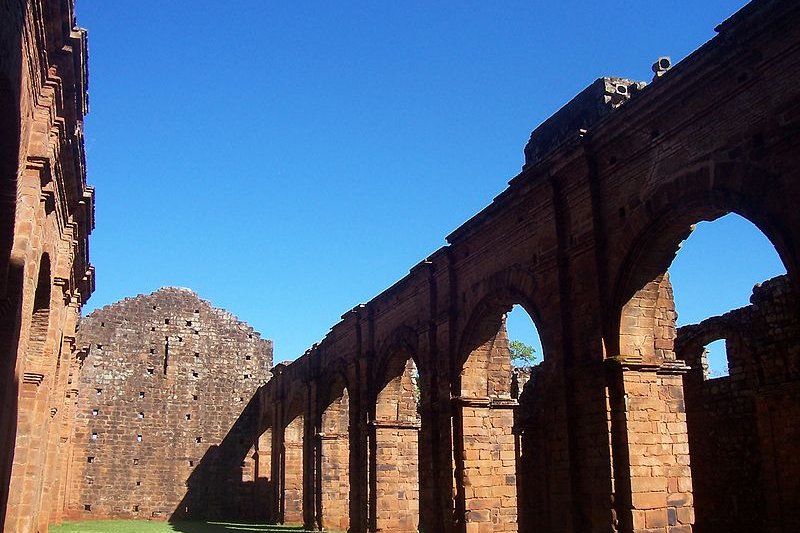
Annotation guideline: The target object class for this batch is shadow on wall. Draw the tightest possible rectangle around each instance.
[170,390,274,524]
[0,1,24,524]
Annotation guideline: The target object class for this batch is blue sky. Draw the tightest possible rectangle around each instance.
[76,0,783,363]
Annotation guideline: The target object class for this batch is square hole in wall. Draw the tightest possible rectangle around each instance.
[137,434,142,443]
[136,480,141,486]
[243,374,249,379]
[185,414,191,421]
[194,352,199,358]
[147,367,154,375]
[87,456,94,463]
[193,395,198,401]
[137,412,144,419]
[149,348,155,354]
[84,504,91,512]
[165,318,170,324]
[87,479,93,486]
[133,505,139,512]
[95,388,102,395]
[192,371,198,378]
[133,458,139,465]
[91,432,97,441]
[195,437,202,443]
[100,322,105,327]
[91,409,98,416]
[186,320,192,326]
[188,460,194,467]
[245,355,251,361]
[96,344,102,350]
[150,327,155,331]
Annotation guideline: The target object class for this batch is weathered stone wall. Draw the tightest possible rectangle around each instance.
[320,390,349,531]
[0,2,94,532]
[63,288,272,521]
[373,358,419,532]
[283,414,304,524]
[675,275,800,533]
[458,323,517,531]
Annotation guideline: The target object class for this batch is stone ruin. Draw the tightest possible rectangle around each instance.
[2,1,800,532]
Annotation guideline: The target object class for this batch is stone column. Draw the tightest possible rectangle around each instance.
[454,397,518,533]
[608,359,694,533]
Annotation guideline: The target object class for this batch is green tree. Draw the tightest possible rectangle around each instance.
[509,339,537,366]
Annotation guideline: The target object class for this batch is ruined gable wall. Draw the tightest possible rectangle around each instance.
[63,288,272,520]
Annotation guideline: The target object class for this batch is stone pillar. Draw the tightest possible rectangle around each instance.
[372,420,420,532]
[370,357,420,532]
[254,428,272,521]
[608,361,694,533]
[319,391,349,531]
[454,397,518,532]
[282,416,304,524]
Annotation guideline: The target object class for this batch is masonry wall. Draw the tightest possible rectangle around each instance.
[458,323,517,532]
[64,288,272,520]
[675,275,800,533]
[0,2,94,532]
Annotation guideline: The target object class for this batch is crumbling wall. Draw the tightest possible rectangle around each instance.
[675,275,800,533]
[64,288,272,520]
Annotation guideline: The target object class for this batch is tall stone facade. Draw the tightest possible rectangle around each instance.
[63,288,272,520]
[0,1,94,532]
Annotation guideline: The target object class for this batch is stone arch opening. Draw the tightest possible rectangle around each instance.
[612,197,796,532]
[316,368,350,532]
[27,253,52,368]
[370,335,420,532]
[454,291,545,533]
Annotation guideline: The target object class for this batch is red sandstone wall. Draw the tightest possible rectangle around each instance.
[676,275,800,533]
[283,415,304,524]
[0,2,93,532]
[320,391,349,531]
[458,323,517,532]
[64,288,272,520]
[374,358,419,532]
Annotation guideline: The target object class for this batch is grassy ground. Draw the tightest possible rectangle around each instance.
[50,520,312,533]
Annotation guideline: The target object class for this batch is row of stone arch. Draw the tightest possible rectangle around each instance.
[216,166,798,533]
[173,3,800,531]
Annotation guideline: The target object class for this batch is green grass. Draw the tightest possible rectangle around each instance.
[50,520,313,533]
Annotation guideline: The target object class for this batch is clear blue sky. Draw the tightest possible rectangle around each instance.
[76,0,783,363]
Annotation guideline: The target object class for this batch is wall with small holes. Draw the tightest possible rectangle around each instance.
[63,287,272,520]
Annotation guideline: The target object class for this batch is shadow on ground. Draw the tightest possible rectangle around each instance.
[50,520,313,533]
[171,523,309,533]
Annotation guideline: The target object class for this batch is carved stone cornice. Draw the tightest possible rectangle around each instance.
[23,372,45,386]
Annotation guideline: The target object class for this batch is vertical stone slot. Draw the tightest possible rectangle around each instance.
[163,336,170,375]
